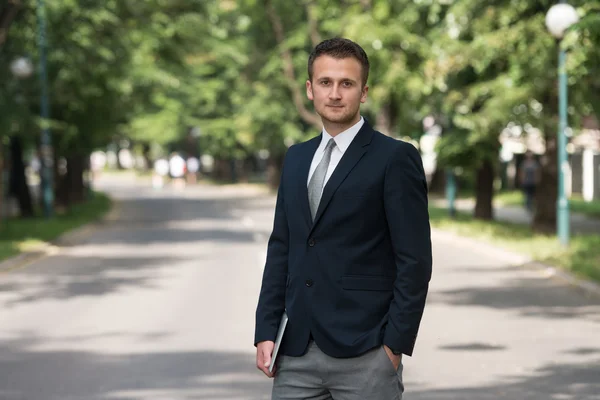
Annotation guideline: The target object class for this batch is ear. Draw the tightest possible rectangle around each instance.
[360,85,369,104]
[306,80,314,101]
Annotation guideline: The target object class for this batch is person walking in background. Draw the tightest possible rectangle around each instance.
[254,38,432,399]
[168,152,186,189]
[519,151,540,212]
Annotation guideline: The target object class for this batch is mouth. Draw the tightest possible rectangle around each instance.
[327,105,344,108]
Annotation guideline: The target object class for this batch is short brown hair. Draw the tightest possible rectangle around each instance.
[307,38,370,86]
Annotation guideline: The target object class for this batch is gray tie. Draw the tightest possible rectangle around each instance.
[308,139,336,220]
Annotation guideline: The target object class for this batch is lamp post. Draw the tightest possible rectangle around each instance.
[36,0,54,217]
[545,2,579,246]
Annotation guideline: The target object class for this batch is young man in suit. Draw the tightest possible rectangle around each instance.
[255,37,432,399]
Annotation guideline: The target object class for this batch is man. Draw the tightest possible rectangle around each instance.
[519,150,540,213]
[255,38,432,399]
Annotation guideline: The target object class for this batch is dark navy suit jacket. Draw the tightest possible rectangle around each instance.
[254,121,432,358]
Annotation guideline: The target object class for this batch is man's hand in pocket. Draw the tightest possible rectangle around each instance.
[383,345,402,370]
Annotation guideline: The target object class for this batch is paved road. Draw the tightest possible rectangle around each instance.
[0,174,598,400]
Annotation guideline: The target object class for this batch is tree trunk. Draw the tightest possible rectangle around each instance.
[142,143,152,171]
[54,151,69,210]
[66,154,86,203]
[375,102,393,136]
[474,158,494,220]
[8,136,34,217]
[427,167,446,194]
[532,134,557,233]
[265,0,321,130]
[213,158,230,181]
[55,176,69,210]
[305,1,321,48]
[0,1,21,48]
[229,158,238,183]
[267,153,285,190]
[0,140,4,222]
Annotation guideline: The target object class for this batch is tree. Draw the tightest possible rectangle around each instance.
[0,0,21,47]
[0,0,25,220]
[427,0,599,226]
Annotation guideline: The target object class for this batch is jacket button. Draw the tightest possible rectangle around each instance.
[305,279,314,287]
[308,238,315,247]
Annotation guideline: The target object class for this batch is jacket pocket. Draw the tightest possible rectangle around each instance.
[335,189,374,198]
[342,275,394,291]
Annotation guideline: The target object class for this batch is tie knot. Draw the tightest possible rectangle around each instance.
[325,139,336,153]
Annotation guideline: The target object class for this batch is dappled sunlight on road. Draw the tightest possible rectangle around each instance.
[0,334,270,400]
[0,175,598,399]
[403,230,600,399]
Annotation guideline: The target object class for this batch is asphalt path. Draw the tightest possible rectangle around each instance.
[0,174,598,400]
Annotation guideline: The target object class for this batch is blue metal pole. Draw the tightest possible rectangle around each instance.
[557,47,569,245]
[37,0,54,217]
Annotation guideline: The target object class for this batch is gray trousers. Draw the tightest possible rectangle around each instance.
[272,341,404,400]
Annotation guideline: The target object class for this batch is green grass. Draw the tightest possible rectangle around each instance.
[492,190,600,218]
[0,193,112,262]
[429,206,600,283]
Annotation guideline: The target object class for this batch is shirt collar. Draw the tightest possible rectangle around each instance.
[322,117,364,154]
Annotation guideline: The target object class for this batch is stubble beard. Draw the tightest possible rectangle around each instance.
[317,104,360,127]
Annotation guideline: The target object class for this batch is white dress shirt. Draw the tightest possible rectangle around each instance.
[307,117,364,191]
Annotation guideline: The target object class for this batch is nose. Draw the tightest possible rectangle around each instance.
[329,84,342,100]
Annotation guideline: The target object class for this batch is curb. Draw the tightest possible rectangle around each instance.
[0,198,120,274]
[523,260,600,300]
[431,228,600,300]
[0,249,50,274]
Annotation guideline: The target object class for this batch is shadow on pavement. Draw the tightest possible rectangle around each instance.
[0,334,598,400]
[432,274,600,322]
[0,254,189,306]
[89,227,271,246]
[438,342,506,351]
[79,195,274,246]
[452,265,523,274]
[409,357,600,400]
[104,195,275,224]
[565,347,600,356]
[0,335,271,400]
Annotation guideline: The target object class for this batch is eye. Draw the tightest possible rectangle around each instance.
[320,80,330,86]
[342,81,353,87]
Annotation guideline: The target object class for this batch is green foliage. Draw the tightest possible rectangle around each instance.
[2,0,600,172]
[431,1,600,170]
[0,192,111,262]
[494,190,600,218]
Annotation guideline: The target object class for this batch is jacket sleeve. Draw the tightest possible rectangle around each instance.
[254,154,290,345]
[382,142,432,356]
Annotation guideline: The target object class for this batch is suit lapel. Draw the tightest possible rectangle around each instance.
[298,135,321,229]
[310,123,374,233]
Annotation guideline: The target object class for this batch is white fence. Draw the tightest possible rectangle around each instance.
[570,149,600,201]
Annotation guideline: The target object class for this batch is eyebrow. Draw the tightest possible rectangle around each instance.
[317,77,357,83]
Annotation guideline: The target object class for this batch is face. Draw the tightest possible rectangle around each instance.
[306,55,368,130]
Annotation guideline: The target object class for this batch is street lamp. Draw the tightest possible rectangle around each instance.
[10,57,34,79]
[545,2,579,246]
[36,0,54,217]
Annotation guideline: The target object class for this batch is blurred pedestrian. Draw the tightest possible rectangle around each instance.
[519,151,540,212]
[152,159,169,189]
[169,153,186,189]
[254,38,432,399]
[186,157,200,185]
